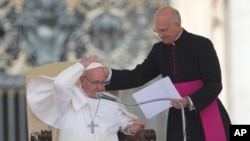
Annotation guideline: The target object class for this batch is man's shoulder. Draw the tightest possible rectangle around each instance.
[184,30,211,43]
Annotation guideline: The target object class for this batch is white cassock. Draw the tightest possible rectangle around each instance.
[27,63,139,141]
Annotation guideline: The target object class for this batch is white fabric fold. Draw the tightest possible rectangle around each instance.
[27,75,88,128]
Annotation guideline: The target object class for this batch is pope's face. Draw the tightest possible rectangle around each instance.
[80,68,107,98]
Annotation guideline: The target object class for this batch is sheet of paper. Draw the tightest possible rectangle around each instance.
[132,76,181,119]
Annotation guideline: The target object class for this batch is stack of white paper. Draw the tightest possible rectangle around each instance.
[132,76,181,119]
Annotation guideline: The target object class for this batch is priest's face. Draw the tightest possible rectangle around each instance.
[154,8,182,45]
[80,67,108,98]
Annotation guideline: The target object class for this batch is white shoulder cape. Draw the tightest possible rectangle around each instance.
[27,75,138,129]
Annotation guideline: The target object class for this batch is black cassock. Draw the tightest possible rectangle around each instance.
[106,29,231,141]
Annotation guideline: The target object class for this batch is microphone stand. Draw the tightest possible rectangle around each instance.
[93,94,185,141]
[114,98,186,141]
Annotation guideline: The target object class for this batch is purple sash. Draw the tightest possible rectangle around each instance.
[174,80,227,141]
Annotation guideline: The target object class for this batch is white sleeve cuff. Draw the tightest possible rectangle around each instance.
[106,69,112,81]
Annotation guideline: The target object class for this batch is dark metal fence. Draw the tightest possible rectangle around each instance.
[0,89,27,141]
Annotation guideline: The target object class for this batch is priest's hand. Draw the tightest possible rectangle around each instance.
[80,57,100,67]
[80,57,111,79]
[171,97,189,109]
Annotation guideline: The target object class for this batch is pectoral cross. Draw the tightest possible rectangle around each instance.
[87,120,98,134]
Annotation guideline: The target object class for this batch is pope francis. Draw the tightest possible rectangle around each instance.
[27,59,145,141]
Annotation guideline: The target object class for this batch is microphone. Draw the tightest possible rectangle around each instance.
[96,92,118,102]
[96,92,186,141]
